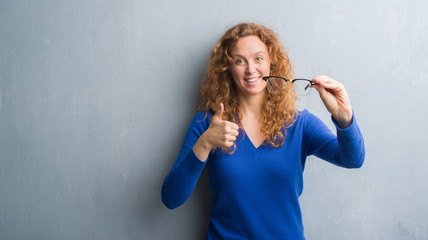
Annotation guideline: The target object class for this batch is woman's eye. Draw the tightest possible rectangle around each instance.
[235,59,245,64]
[256,57,263,61]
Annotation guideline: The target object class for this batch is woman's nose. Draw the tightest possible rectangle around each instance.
[245,62,256,74]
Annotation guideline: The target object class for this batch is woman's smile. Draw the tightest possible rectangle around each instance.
[244,76,260,83]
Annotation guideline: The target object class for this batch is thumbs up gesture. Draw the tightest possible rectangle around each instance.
[208,103,240,148]
[193,103,240,161]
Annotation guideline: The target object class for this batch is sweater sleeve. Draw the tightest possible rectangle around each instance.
[303,110,365,168]
[161,111,211,209]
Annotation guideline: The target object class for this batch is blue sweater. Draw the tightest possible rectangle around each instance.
[162,110,365,239]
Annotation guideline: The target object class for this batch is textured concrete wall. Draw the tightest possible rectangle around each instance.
[1,0,427,239]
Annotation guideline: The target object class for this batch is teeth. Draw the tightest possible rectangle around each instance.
[246,77,258,83]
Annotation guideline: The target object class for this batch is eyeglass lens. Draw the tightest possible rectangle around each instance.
[292,79,313,96]
[266,77,287,94]
[266,77,313,96]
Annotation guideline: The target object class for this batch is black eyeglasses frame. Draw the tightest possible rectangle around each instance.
[262,76,316,94]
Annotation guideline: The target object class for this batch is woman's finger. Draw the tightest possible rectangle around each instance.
[230,129,239,137]
[225,123,239,133]
[227,135,237,142]
[313,76,346,95]
[313,76,337,87]
[229,122,240,130]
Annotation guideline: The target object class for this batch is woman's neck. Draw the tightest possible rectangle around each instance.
[238,93,264,117]
[237,92,266,148]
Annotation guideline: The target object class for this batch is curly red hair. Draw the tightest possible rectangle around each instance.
[197,23,297,152]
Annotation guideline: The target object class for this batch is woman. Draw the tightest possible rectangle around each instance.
[161,23,365,240]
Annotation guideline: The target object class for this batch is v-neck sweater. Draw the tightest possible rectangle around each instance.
[162,109,365,240]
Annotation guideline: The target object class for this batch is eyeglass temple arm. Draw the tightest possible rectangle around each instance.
[263,76,287,89]
[263,76,291,81]
[263,76,315,84]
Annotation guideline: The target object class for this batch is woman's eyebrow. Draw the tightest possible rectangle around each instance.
[232,51,267,58]
[254,51,267,55]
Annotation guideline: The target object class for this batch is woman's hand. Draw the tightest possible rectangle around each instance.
[193,103,239,161]
[312,75,353,128]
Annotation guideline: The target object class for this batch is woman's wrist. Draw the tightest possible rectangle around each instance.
[332,109,353,129]
[192,133,214,162]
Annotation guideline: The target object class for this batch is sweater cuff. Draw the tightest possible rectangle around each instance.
[181,148,207,175]
[331,110,357,132]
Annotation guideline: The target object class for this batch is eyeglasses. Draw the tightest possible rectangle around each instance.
[262,76,316,96]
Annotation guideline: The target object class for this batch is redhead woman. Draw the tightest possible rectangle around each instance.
[161,23,365,240]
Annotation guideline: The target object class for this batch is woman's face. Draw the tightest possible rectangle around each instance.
[229,35,271,98]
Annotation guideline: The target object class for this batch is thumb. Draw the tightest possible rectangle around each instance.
[312,82,326,95]
[214,103,224,120]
